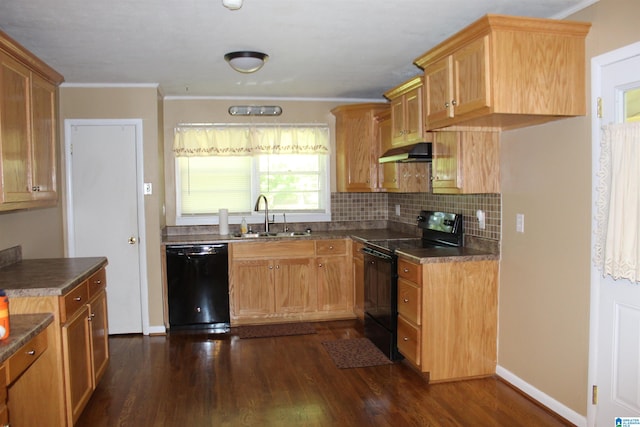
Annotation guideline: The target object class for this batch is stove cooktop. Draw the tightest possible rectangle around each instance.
[366,238,445,253]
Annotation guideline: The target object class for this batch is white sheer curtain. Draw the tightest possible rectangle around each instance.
[594,122,640,282]
[173,124,330,157]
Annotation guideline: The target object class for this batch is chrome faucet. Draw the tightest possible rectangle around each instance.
[254,194,269,233]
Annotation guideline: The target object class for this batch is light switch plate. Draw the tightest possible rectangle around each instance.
[516,213,525,233]
[395,204,401,216]
[143,183,153,195]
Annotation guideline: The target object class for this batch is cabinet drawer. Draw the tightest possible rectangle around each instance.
[397,315,420,366]
[232,241,315,259]
[398,279,421,325]
[398,258,421,284]
[88,268,106,298]
[316,239,347,256]
[60,282,89,323]
[5,328,47,384]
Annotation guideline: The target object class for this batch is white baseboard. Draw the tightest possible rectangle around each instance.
[496,365,587,427]
[146,325,167,336]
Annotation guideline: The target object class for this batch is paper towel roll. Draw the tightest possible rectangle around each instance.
[219,209,229,235]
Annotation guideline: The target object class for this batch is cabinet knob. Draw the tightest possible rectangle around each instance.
[403,268,409,273]
[74,296,82,302]
[444,102,449,108]
[318,263,323,268]
[329,245,334,250]
[451,99,457,106]
[27,349,36,356]
[275,265,280,269]
[32,185,41,191]
[403,298,409,303]
[403,337,409,342]
[269,265,273,270]
[94,280,102,285]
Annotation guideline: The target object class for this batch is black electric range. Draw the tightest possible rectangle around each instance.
[362,210,463,361]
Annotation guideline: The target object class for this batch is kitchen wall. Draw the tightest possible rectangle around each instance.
[58,86,166,330]
[498,0,639,417]
[0,207,64,258]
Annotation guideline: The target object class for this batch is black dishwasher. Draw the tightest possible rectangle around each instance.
[166,244,230,332]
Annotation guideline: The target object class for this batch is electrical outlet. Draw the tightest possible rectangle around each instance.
[395,204,401,216]
[516,213,525,233]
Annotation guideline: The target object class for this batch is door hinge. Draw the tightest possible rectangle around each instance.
[597,97,603,118]
[592,385,598,405]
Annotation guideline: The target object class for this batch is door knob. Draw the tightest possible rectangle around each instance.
[128,236,137,244]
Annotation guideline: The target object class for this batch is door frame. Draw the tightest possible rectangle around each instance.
[63,118,151,335]
[588,40,640,427]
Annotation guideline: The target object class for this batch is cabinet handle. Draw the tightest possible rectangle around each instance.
[74,297,82,302]
[32,185,41,191]
[27,349,36,356]
[403,298,409,303]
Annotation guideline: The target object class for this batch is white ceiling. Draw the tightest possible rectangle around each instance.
[0,0,593,101]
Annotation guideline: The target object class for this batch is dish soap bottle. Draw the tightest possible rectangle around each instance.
[240,217,248,234]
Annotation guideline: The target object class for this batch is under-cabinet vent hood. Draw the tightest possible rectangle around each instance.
[378,142,433,163]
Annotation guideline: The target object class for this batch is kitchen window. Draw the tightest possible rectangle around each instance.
[173,124,331,226]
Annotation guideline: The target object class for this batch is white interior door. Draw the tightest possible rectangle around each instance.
[590,44,640,426]
[66,121,145,335]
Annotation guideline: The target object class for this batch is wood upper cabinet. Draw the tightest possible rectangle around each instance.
[397,258,498,382]
[431,130,499,194]
[384,76,425,147]
[415,14,591,130]
[377,110,430,194]
[0,29,63,211]
[331,103,389,192]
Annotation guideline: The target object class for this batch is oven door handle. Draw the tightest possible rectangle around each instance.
[361,247,394,260]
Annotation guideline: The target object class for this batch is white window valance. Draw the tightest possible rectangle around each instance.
[594,122,640,282]
[173,124,330,157]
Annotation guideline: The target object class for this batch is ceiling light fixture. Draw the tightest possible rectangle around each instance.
[224,51,268,73]
[222,0,242,10]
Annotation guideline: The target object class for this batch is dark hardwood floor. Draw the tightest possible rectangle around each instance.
[76,320,573,427]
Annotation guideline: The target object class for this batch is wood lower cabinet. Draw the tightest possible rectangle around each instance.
[397,258,498,382]
[431,130,499,194]
[230,239,354,325]
[315,239,351,312]
[9,266,108,426]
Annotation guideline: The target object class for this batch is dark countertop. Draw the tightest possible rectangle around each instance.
[162,228,419,245]
[0,257,108,297]
[163,229,498,263]
[0,313,53,364]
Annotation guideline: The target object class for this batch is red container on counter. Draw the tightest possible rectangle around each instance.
[0,291,9,340]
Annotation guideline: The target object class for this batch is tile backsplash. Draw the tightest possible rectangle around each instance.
[331,192,501,244]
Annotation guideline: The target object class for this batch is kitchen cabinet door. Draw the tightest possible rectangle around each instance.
[451,36,491,119]
[377,111,400,192]
[0,51,31,203]
[431,130,499,194]
[61,306,93,426]
[316,255,352,312]
[423,56,452,128]
[30,74,57,200]
[232,260,275,316]
[332,103,388,192]
[89,290,109,386]
[385,76,425,147]
[274,257,316,313]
